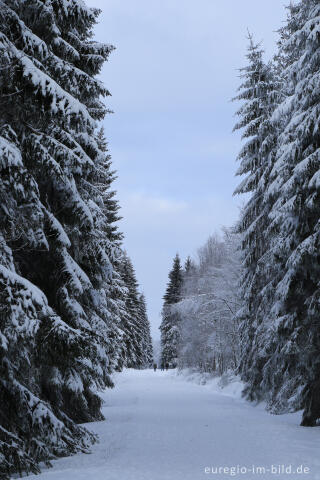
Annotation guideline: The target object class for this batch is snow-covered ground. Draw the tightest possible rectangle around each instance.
[26,369,320,480]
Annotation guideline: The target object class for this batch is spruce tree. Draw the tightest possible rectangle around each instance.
[0,0,118,475]
[160,254,183,367]
[96,127,123,244]
[94,126,127,374]
[233,34,281,401]
[118,253,147,369]
[261,0,320,426]
[163,254,184,304]
[234,3,320,427]
[138,293,153,368]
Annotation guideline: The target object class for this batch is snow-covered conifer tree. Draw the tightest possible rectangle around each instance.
[96,127,123,244]
[233,34,281,401]
[94,126,128,374]
[138,293,153,368]
[0,0,121,474]
[259,0,320,426]
[118,253,151,369]
[160,254,183,367]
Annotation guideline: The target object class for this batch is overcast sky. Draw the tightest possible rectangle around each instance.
[86,0,288,339]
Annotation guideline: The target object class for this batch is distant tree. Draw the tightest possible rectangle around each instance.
[160,254,183,367]
[118,253,141,368]
[138,293,153,367]
[182,256,197,299]
[118,253,152,369]
[176,230,241,374]
[163,254,184,304]
[184,256,194,275]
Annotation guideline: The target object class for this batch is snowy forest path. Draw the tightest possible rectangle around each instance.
[27,369,320,480]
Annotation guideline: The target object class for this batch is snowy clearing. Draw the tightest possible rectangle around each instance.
[26,369,320,480]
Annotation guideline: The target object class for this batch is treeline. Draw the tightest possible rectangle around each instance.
[0,1,152,477]
[160,229,240,374]
[161,0,320,428]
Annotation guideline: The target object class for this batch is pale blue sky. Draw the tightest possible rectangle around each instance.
[86,0,288,339]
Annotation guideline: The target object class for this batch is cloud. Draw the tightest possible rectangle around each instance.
[118,190,239,244]
[122,192,188,216]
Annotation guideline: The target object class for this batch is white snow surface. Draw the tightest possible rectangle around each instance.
[26,369,320,480]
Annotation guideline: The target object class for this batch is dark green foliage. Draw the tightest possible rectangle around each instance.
[163,254,183,305]
[138,293,154,367]
[160,254,183,367]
